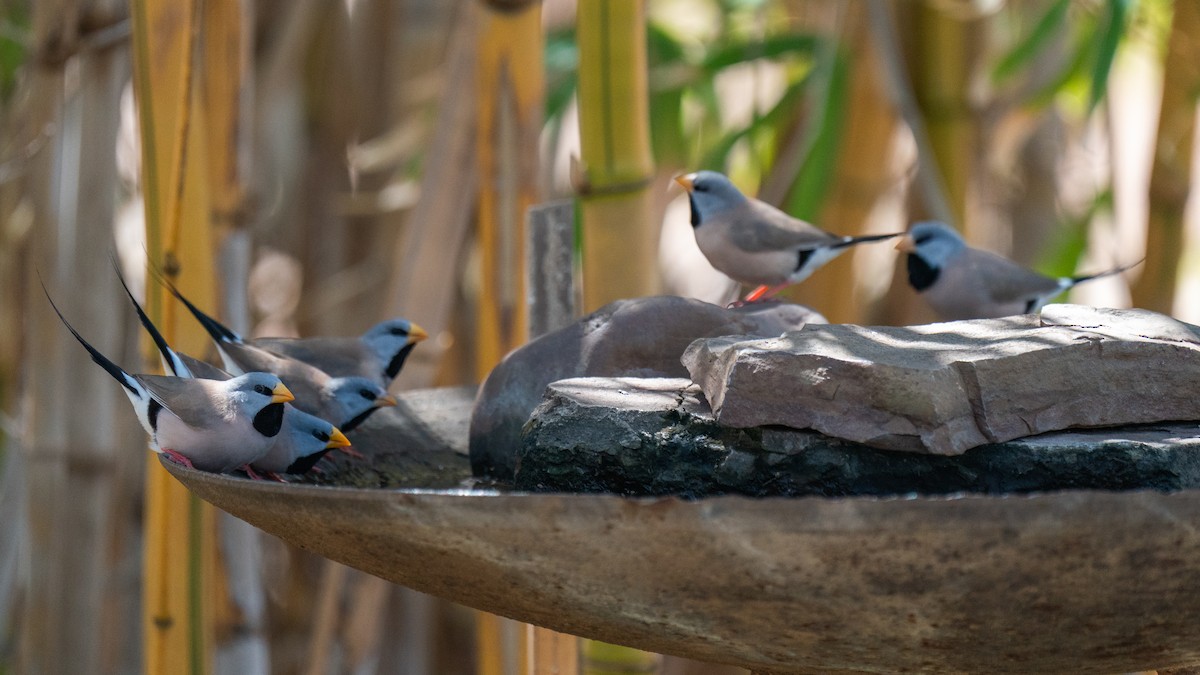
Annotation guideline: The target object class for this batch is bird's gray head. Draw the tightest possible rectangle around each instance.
[226,372,294,437]
[282,408,351,473]
[325,376,397,432]
[285,409,340,455]
[904,221,967,266]
[363,318,428,380]
[898,221,967,292]
[675,170,748,228]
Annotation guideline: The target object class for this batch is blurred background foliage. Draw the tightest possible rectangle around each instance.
[0,0,1196,673]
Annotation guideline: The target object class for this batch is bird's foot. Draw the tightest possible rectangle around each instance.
[264,471,288,483]
[741,284,789,304]
[161,449,195,469]
[338,445,364,459]
[240,464,267,481]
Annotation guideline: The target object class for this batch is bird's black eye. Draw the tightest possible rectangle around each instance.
[314,430,330,442]
[254,384,271,396]
[914,234,932,245]
[693,183,707,193]
[359,389,377,401]
[389,327,409,336]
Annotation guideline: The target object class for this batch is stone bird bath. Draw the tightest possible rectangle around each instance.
[164,385,1200,674]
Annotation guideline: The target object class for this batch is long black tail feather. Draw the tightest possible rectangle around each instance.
[832,231,905,249]
[149,265,243,345]
[41,280,140,396]
[111,257,190,377]
[1068,257,1145,287]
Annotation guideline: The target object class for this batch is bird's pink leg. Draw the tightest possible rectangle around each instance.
[741,284,788,303]
[339,446,364,459]
[240,461,266,478]
[264,471,288,483]
[161,449,195,469]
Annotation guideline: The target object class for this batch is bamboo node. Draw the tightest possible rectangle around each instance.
[572,171,655,198]
[163,251,181,277]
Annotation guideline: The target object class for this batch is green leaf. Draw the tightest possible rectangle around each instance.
[785,48,849,220]
[698,77,806,170]
[544,29,578,121]
[1088,0,1133,113]
[700,33,822,73]
[992,0,1069,84]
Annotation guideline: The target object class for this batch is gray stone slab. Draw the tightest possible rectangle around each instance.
[683,304,1200,455]
[516,376,1200,498]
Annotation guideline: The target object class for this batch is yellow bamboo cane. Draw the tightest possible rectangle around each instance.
[130,0,219,673]
[902,2,982,234]
[475,0,543,378]
[474,1,556,673]
[577,0,659,311]
[1132,1,1200,314]
[575,1,661,672]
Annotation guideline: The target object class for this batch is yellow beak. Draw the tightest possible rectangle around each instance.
[375,394,398,408]
[674,173,697,192]
[894,234,917,253]
[325,427,352,449]
[271,382,295,404]
[408,323,429,343]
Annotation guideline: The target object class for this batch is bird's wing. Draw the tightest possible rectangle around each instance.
[252,337,373,380]
[963,248,1062,305]
[136,375,230,430]
[727,200,841,253]
[178,353,232,381]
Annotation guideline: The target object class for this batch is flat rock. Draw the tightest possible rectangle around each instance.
[682,304,1200,455]
[470,296,824,478]
[515,377,1200,498]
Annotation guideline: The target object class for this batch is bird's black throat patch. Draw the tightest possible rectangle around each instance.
[253,402,286,437]
[687,194,700,227]
[906,255,939,292]
[341,407,380,433]
[385,343,417,380]
[795,249,815,273]
[286,449,332,475]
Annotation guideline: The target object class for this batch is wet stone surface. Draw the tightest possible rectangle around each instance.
[301,385,475,489]
[515,377,1200,498]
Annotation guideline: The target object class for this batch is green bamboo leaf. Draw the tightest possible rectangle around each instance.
[1026,16,1098,109]
[992,0,1069,84]
[786,49,849,220]
[544,30,579,121]
[701,33,822,73]
[699,78,805,169]
[1088,0,1133,113]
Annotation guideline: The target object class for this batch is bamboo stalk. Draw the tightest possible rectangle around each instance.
[198,2,270,673]
[130,0,219,673]
[576,0,659,311]
[896,1,985,234]
[18,1,134,672]
[1131,0,1200,314]
[473,3,546,667]
[474,0,544,377]
[574,1,661,671]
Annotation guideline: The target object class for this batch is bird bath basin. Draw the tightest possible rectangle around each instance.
[165,386,1200,674]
